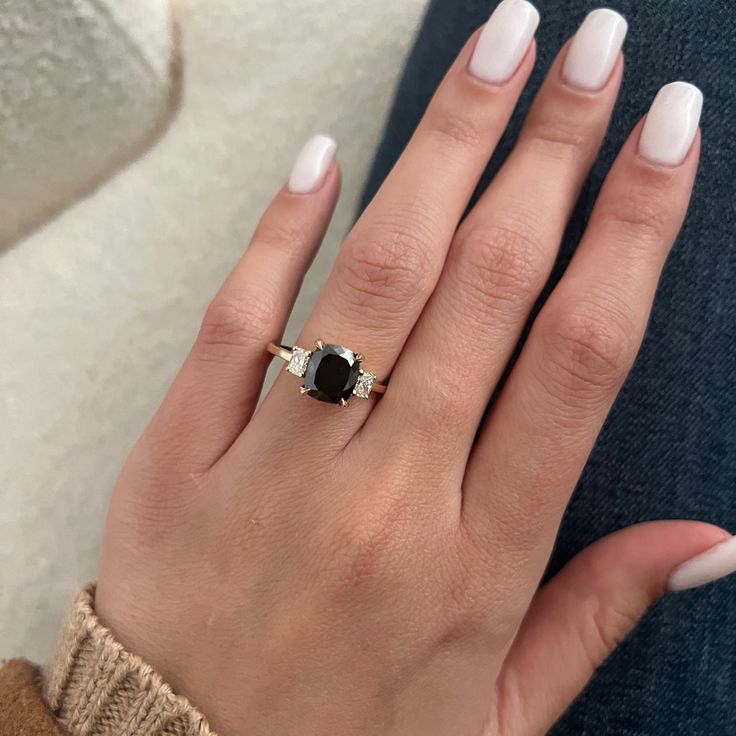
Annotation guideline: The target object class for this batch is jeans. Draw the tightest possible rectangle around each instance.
[359,1,736,733]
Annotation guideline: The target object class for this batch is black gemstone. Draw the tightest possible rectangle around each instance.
[303,344,361,404]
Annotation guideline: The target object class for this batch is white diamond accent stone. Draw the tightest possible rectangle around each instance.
[353,371,375,399]
[287,346,310,377]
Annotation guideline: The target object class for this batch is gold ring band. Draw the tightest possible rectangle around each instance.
[267,343,297,363]
[268,341,387,407]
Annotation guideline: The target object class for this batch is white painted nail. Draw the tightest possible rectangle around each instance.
[668,536,736,592]
[562,9,627,91]
[639,82,703,166]
[287,134,337,194]
[469,0,540,84]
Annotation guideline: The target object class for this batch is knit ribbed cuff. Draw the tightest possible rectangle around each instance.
[43,584,216,736]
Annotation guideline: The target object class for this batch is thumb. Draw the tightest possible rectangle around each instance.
[495,521,736,735]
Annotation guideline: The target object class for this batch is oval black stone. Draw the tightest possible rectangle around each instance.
[303,344,361,404]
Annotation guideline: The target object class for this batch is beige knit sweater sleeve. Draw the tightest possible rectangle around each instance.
[43,585,216,736]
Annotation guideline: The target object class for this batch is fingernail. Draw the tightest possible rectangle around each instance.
[469,0,540,85]
[562,8,627,91]
[287,134,337,194]
[668,536,736,592]
[638,82,703,166]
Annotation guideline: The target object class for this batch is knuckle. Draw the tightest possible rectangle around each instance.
[521,113,591,162]
[537,302,638,398]
[597,182,673,245]
[518,80,614,163]
[584,598,641,669]
[253,218,313,260]
[334,223,433,317]
[438,554,493,627]
[425,108,487,150]
[453,223,545,313]
[197,290,275,360]
[324,502,407,596]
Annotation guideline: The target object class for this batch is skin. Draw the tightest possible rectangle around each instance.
[95,25,724,736]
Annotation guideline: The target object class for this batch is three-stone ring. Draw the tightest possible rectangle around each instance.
[267,341,387,406]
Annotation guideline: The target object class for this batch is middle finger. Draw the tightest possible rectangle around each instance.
[372,9,628,462]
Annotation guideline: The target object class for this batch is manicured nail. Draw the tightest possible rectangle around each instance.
[668,536,736,592]
[562,8,627,91]
[638,82,703,166]
[469,0,540,84]
[288,134,337,194]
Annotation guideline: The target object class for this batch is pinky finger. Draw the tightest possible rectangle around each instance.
[147,135,340,471]
[494,521,736,735]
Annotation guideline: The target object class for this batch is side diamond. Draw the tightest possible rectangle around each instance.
[352,371,375,399]
[287,346,310,377]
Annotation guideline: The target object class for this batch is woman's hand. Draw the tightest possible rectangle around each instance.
[96,3,723,734]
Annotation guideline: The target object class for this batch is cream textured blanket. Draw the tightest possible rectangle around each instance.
[0,0,175,246]
[0,0,427,660]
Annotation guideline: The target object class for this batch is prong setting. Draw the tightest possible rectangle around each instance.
[269,340,384,406]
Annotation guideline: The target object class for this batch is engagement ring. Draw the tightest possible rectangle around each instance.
[268,341,387,406]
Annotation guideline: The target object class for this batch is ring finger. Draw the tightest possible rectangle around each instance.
[256,0,539,428]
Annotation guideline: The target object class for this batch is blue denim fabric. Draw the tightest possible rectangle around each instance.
[359,1,736,733]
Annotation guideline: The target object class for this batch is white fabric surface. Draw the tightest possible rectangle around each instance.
[0,0,428,660]
[0,0,175,246]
